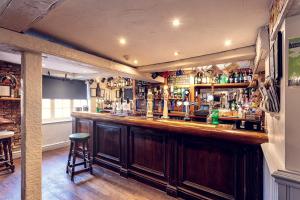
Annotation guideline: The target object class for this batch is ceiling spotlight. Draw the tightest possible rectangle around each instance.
[133,60,138,64]
[119,37,126,45]
[172,18,181,27]
[225,39,232,46]
[174,51,179,56]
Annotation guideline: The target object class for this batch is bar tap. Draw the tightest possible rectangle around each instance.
[161,85,169,119]
[146,89,153,118]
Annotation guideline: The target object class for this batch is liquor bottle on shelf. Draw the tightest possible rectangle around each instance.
[239,70,244,83]
[197,72,201,84]
[229,72,234,83]
[248,69,253,82]
[234,72,239,83]
[202,72,207,84]
[243,70,248,83]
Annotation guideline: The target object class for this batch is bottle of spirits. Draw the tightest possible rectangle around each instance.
[202,73,207,84]
[234,72,239,83]
[248,69,253,82]
[229,73,234,83]
[198,72,202,84]
[239,70,244,83]
[243,70,248,82]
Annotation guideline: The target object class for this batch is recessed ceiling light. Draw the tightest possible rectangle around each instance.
[119,37,126,45]
[172,18,181,27]
[225,39,232,46]
[174,51,179,56]
[133,60,138,64]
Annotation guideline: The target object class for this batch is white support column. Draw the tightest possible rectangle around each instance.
[21,51,42,200]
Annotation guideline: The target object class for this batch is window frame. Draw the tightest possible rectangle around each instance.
[42,99,88,124]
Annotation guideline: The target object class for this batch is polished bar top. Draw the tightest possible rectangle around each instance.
[72,112,268,145]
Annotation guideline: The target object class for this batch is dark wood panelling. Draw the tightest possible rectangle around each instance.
[72,112,268,145]
[178,137,237,200]
[74,116,263,200]
[129,127,167,180]
[94,122,125,168]
[74,118,94,155]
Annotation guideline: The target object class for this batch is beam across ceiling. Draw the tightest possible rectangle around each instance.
[0,0,65,32]
[0,28,163,83]
[137,46,256,73]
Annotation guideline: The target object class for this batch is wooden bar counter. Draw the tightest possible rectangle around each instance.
[72,112,268,200]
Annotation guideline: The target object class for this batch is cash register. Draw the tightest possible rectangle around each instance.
[194,105,210,117]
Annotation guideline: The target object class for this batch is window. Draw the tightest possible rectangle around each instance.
[42,99,51,120]
[73,99,88,111]
[42,99,88,122]
[54,99,71,119]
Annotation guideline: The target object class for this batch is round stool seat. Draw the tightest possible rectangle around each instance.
[69,133,90,141]
[0,131,14,139]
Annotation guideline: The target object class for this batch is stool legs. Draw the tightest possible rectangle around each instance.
[7,140,14,172]
[3,140,9,167]
[86,140,93,175]
[66,140,92,181]
[82,142,87,168]
[66,141,74,174]
[71,142,77,181]
[0,138,14,173]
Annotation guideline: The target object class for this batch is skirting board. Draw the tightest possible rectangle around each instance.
[12,141,70,159]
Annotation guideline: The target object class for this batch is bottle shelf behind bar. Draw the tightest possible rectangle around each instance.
[194,82,250,89]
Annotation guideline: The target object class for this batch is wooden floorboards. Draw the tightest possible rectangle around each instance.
[0,147,176,200]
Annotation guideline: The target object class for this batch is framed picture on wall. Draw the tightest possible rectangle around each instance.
[288,37,300,86]
[90,88,97,97]
[0,85,11,97]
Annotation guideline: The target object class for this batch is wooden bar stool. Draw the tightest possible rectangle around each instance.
[66,133,93,181]
[0,131,15,173]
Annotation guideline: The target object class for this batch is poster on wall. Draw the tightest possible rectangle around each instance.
[288,37,300,86]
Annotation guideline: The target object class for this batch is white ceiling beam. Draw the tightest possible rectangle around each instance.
[137,46,256,73]
[0,0,64,32]
[0,28,162,83]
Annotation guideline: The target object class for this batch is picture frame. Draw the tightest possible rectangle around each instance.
[0,85,11,97]
[90,88,97,97]
[288,37,300,86]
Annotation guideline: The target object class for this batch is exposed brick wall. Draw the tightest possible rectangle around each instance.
[0,61,21,151]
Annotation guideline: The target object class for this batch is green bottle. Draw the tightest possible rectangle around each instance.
[211,109,219,125]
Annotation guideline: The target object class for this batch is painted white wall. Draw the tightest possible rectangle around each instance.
[261,21,286,174]
[42,121,71,151]
[88,81,118,112]
[285,14,300,172]
[261,20,287,200]
[13,121,71,158]
[262,14,300,200]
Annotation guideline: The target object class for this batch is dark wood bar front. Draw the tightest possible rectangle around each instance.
[72,112,268,200]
